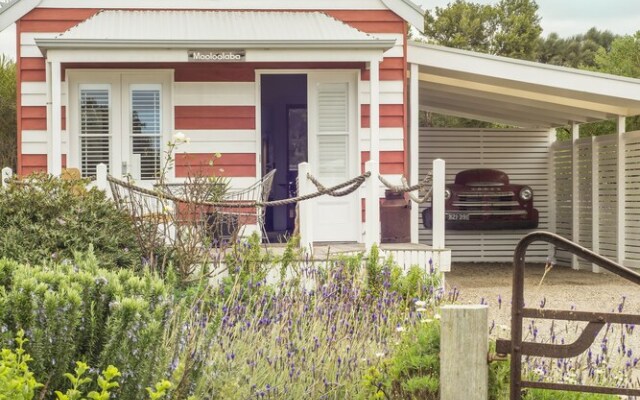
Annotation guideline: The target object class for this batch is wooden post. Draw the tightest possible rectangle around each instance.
[617,116,626,266]
[365,159,380,250]
[1,167,12,188]
[548,129,557,261]
[298,162,313,253]
[409,63,420,244]
[440,305,489,400]
[432,159,445,250]
[571,123,580,269]
[591,136,600,273]
[50,60,62,176]
[96,163,108,192]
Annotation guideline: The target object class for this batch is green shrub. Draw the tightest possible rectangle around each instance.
[0,253,171,399]
[361,320,441,399]
[0,173,141,269]
[0,329,42,399]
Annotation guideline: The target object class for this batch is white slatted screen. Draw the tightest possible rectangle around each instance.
[552,141,572,265]
[130,86,162,180]
[625,131,640,265]
[316,82,349,179]
[419,129,551,263]
[595,135,618,260]
[552,131,640,270]
[79,87,110,177]
[576,138,593,269]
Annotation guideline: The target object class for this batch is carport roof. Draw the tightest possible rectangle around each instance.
[408,41,640,129]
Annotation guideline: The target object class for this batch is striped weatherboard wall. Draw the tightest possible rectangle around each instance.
[16,7,408,193]
[419,129,552,263]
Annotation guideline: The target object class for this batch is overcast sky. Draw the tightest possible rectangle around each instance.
[419,0,640,37]
[1,0,639,59]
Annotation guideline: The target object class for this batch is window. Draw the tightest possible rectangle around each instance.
[130,86,162,180]
[79,86,110,178]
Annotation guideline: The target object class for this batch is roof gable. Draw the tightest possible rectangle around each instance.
[36,10,398,51]
[0,0,424,32]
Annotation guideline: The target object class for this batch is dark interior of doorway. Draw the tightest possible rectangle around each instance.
[261,74,308,242]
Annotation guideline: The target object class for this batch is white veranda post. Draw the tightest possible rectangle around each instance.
[432,159,446,251]
[49,60,63,176]
[409,63,420,244]
[365,57,382,250]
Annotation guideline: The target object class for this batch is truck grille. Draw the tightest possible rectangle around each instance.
[453,190,524,216]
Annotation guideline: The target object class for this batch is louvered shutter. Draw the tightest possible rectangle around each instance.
[317,82,349,179]
[130,86,162,180]
[80,87,110,177]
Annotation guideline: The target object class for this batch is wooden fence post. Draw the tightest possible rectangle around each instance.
[298,162,313,253]
[440,305,489,400]
[1,167,12,189]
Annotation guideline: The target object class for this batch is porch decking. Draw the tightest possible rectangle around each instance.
[260,242,451,272]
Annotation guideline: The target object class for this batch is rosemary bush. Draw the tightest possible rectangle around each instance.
[0,173,141,269]
[0,252,171,399]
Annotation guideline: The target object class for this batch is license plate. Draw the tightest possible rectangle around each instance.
[446,213,469,221]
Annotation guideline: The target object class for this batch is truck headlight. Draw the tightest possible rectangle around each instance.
[444,188,451,200]
[519,187,533,201]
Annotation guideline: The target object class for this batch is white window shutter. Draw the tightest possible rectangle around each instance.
[79,88,110,178]
[316,82,349,178]
[130,87,162,180]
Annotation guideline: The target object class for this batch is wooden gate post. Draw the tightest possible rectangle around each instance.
[440,304,489,400]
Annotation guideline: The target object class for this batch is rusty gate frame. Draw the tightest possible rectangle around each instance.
[495,231,640,399]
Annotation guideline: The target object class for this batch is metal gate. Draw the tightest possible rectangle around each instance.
[496,231,640,399]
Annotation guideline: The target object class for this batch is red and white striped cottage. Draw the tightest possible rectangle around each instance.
[2,0,422,245]
[4,0,640,266]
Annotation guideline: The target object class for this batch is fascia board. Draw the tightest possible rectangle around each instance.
[0,0,41,31]
[381,0,424,30]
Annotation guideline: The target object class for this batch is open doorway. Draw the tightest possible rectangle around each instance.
[261,74,308,242]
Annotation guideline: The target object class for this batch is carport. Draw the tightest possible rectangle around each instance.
[407,42,640,268]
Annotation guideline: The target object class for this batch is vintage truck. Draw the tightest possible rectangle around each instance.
[422,168,539,230]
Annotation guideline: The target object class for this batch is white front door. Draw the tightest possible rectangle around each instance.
[69,71,172,185]
[308,71,360,242]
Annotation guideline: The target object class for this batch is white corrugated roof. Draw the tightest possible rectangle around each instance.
[409,41,640,128]
[37,10,395,50]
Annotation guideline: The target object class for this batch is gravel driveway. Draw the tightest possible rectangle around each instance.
[446,263,640,325]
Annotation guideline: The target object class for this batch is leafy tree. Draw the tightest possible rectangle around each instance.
[423,0,542,58]
[593,31,640,78]
[0,54,16,170]
[423,0,497,53]
[538,28,617,68]
[493,0,542,60]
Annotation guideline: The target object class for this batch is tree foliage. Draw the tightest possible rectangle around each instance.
[593,31,640,78]
[493,0,542,60]
[423,0,542,59]
[424,0,497,53]
[537,28,616,68]
[0,55,16,169]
